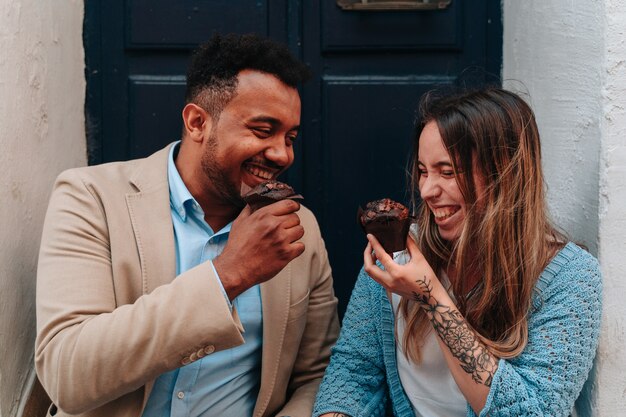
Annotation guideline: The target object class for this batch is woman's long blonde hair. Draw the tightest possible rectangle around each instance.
[400,87,566,362]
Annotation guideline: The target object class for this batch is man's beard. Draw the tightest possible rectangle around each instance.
[200,132,246,209]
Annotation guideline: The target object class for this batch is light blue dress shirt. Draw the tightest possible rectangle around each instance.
[142,143,263,417]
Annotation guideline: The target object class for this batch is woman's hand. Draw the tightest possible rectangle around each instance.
[364,233,497,414]
[363,233,440,300]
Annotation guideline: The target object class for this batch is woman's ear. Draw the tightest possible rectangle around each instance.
[182,103,212,143]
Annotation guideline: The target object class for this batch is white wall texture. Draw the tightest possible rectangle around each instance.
[503,2,603,254]
[596,1,626,415]
[503,0,626,416]
[0,1,86,416]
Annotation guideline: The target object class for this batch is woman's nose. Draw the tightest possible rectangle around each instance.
[419,175,441,200]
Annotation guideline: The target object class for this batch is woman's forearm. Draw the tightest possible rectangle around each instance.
[412,276,498,413]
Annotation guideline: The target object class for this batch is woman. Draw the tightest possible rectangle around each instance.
[313,88,602,417]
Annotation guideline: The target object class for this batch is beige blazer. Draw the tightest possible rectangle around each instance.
[35,144,340,417]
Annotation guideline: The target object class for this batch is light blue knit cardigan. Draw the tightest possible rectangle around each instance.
[313,242,602,417]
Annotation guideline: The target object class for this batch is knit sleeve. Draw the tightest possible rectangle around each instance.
[313,269,389,417]
[471,245,602,417]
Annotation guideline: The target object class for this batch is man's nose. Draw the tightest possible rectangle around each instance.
[264,136,293,167]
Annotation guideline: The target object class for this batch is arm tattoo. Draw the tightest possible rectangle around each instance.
[412,276,497,387]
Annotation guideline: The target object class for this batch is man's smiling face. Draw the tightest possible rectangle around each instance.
[200,69,301,207]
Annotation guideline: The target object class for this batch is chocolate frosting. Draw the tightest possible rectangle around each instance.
[242,180,304,211]
[358,198,412,253]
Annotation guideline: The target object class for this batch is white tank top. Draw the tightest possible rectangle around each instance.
[392,292,467,417]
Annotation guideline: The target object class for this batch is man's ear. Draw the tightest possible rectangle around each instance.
[182,103,212,143]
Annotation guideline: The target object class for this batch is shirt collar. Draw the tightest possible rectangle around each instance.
[168,141,198,222]
[167,142,234,237]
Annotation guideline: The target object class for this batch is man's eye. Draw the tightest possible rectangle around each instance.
[441,171,455,178]
[253,128,271,137]
[418,169,428,176]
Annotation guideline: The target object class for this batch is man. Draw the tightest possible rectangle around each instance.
[35,33,339,417]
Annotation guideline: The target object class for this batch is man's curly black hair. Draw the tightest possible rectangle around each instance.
[185,33,311,118]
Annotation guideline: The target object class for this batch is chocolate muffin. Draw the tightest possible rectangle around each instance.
[242,180,303,212]
[358,198,411,253]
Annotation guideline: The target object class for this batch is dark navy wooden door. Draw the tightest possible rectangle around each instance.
[85,0,502,317]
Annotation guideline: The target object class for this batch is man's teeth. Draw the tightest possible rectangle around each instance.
[245,165,273,180]
[432,207,459,220]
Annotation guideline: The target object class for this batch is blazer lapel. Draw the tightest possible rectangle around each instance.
[254,264,292,417]
[126,144,177,294]
[126,189,176,294]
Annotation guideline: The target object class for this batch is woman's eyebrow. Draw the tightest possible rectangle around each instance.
[417,160,453,168]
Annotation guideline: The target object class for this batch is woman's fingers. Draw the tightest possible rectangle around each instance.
[363,240,390,285]
[363,242,375,267]
[406,235,424,262]
[366,234,396,270]
[364,235,438,299]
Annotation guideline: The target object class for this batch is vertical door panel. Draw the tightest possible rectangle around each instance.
[128,76,186,159]
[127,0,269,47]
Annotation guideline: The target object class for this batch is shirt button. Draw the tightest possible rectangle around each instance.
[181,357,191,366]
[189,352,198,362]
[177,391,185,400]
[204,345,215,354]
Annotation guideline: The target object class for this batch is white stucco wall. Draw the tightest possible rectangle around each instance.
[596,1,626,415]
[503,1,626,416]
[503,2,603,254]
[0,1,86,416]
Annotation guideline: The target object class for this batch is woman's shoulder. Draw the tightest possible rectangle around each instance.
[532,242,602,313]
[541,242,601,287]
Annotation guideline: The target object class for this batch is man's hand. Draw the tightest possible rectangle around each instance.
[213,199,305,300]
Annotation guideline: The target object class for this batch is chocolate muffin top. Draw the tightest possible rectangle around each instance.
[359,198,409,225]
[242,180,303,210]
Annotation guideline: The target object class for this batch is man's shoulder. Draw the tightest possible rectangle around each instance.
[56,145,172,190]
[54,161,140,200]
[59,159,135,180]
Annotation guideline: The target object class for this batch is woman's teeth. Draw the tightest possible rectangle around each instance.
[432,207,459,220]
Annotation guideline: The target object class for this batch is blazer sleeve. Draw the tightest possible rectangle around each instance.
[35,169,245,414]
[313,269,390,417]
[472,246,602,417]
[275,209,341,417]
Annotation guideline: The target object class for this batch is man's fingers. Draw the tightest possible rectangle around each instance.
[277,239,305,262]
[261,199,301,215]
[281,213,301,229]
[238,204,253,219]
[286,224,305,243]
[290,241,306,259]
